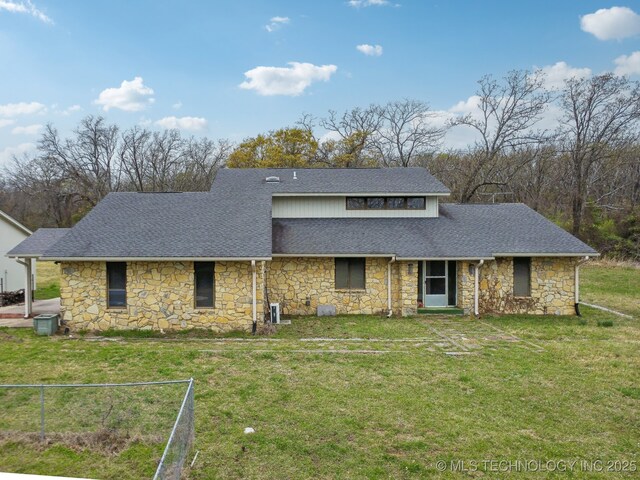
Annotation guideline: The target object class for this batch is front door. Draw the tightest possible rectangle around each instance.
[423,261,457,307]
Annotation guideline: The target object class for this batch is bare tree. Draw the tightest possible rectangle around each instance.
[450,70,551,202]
[373,99,446,167]
[558,73,640,236]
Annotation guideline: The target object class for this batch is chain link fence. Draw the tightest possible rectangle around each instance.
[0,379,194,479]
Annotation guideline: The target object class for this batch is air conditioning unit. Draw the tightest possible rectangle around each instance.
[270,303,280,324]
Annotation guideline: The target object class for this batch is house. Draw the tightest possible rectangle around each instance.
[7,168,598,332]
[0,209,34,295]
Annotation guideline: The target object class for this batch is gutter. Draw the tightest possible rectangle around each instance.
[574,256,590,316]
[387,256,396,317]
[474,259,485,316]
[251,260,257,334]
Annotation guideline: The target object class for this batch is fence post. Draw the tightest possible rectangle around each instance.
[39,385,45,442]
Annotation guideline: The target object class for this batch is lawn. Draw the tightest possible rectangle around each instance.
[34,261,60,300]
[0,264,637,479]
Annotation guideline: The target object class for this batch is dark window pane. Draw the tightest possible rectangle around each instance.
[448,261,457,306]
[195,262,215,308]
[407,197,426,209]
[107,262,126,308]
[349,258,366,289]
[425,261,446,277]
[426,277,446,295]
[513,257,531,297]
[387,197,405,209]
[335,258,365,289]
[346,197,366,209]
[417,261,424,303]
[335,258,349,289]
[366,197,385,209]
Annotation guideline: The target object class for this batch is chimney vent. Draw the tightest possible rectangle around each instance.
[293,171,298,180]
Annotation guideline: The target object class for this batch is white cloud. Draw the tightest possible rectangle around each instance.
[94,77,155,112]
[580,6,640,40]
[614,51,640,76]
[172,101,183,110]
[239,62,337,96]
[11,123,42,135]
[155,116,208,132]
[62,104,82,116]
[348,0,394,7]
[0,101,46,117]
[0,0,52,24]
[0,119,15,128]
[265,16,290,32]
[0,142,35,166]
[356,44,383,56]
[539,61,591,90]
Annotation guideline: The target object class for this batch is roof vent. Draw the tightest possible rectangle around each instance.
[265,176,280,183]
[293,171,298,180]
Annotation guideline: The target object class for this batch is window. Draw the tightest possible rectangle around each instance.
[107,262,127,308]
[345,196,427,210]
[386,197,406,209]
[346,197,366,209]
[513,257,531,297]
[406,197,426,209]
[335,258,366,289]
[194,262,215,308]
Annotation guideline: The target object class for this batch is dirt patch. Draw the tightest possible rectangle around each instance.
[0,429,163,455]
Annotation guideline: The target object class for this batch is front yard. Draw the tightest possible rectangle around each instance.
[0,263,638,478]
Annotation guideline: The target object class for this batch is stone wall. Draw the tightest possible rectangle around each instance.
[60,261,264,332]
[267,257,396,315]
[456,257,576,315]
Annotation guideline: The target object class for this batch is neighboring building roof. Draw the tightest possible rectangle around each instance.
[210,168,451,195]
[0,209,32,236]
[41,192,272,260]
[273,203,598,259]
[6,228,70,258]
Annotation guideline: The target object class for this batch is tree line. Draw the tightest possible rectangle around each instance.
[1,70,639,259]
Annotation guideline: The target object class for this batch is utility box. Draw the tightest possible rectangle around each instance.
[33,314,59,336]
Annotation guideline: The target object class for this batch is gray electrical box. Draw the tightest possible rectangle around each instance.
[33,314,59,336]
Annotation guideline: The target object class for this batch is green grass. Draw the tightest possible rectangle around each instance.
[34,262,60,300]
[581,262,640,317]
[0,264,637,479]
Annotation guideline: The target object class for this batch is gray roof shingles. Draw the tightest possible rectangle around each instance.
[7,228,70,257]
[272,204,598,258]
[26,168,595,260]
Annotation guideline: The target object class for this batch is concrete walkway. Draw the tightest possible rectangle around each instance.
[0,297,60,324]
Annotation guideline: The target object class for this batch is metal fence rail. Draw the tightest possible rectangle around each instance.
[0,379,195,480]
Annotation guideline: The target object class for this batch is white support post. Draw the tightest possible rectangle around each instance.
[23,258,32,318]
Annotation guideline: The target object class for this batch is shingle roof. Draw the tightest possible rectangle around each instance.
[272,204,598,259]
[41,193,271,259]
[33,169,595,260]
[7,228,70,257]
[211,167,451,195]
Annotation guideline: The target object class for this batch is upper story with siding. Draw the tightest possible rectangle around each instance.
[272,194,440,218]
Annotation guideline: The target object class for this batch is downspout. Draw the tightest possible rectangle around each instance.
[251,260,257,334]
[474,259,485,317]
[387,256,396,318]
[15,258,32,319]
[574,256,590,316]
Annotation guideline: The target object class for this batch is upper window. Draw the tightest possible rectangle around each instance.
[346,197,427,210]
[513,257,531,297]
[107,262,127,308]
[194,262,215,308]
[335,258,366,290]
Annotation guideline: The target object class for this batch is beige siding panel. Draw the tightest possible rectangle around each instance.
[272,196,438,218]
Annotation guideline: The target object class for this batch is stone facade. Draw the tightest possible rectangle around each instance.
[60,261,265,332]
[267,257,390,315]
[456,257,576,315]
[59,256,577,332]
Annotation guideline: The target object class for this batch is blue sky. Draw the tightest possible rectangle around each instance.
[2,0,640,165]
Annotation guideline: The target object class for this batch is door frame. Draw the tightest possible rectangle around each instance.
[422,260,457,307]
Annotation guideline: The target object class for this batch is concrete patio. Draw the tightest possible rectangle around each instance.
[0,297,60,325]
